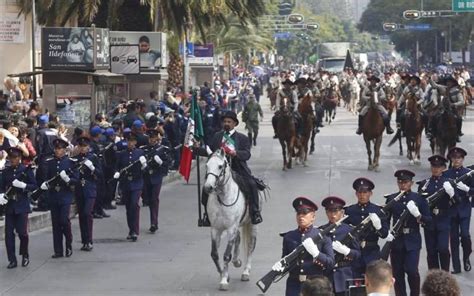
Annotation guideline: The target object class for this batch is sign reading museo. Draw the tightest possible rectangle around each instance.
[42,27,109,70]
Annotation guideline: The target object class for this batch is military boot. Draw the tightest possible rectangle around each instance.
[356,115,363,135]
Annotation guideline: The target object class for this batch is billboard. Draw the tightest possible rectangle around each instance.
[110,45,140,74]
[42,27,110,70]
[188,43,214,64]
[109,31,167,70]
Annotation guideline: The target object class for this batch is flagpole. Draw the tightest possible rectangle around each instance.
[196,143,203,226]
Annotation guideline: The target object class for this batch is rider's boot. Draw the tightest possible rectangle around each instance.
[249,180,262,225]
[356,115,363,135]
[457,118,462,143]
[253,132,257,146]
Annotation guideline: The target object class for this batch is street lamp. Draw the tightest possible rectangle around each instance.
[383,23,398,32]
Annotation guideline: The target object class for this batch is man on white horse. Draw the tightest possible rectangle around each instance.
[196,111,263,226]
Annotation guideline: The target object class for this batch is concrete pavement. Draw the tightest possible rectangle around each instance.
[1,96,473,295]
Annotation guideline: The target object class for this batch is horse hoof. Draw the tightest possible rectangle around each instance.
[241,274,250,282]
[219,283,229,291]
[409,160,414,166]
[233,259,242,268]
[399,152,403,156]
[374,167,380,172]
[367,165,373,171]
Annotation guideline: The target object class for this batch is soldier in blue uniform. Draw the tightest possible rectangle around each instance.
[89,126,109,219]
[39,138,79,258]
[345,177,389,277]
[272,197,335,296]
[143,129,170,233]
[444,147,474,273]
[320,196,361,296]
[0,147,37,268]
[102,128,118,210]
[417,155,456,272]
[113,133,147,241]
[74,136,103,251]
[385,170,432,296]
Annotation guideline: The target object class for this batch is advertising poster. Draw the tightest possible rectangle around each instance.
[110,45,140,74]
[95,28,110,69]
[0,13,25,43]
[110,31,167,69]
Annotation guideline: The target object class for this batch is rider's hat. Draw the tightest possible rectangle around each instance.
[292,197,318,214]
[447,147,467,159]
[321,196,346,210]
[282,79,294,86]
[221,111,239,125]
[367,76,380,83]
[394,169,415,181]
[428,155,448,167]
[444,75,459,87]
[295,77,307,85]
[352,177,375,192]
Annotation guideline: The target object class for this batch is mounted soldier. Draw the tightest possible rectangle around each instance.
[356,76,394,135]
[272,79,303,139]
[397,75,428,137]
[429,75,465,142]
[307,77,324,131]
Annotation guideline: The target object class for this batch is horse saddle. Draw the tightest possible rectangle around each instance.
[231,171,268,200]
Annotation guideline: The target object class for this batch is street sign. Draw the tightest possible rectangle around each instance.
[383,23,398,31]
[453,0,474,12]
[110,45,140,74]
[403,23,432,31]
[273,32,292,39]
[403,10,421,20]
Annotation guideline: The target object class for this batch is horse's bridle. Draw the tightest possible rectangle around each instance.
[205,155,231,188]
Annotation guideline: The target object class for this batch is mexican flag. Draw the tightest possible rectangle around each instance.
[179,93,204,182]
[221,132,236,155]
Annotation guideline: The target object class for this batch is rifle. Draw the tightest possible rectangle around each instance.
[29,159,86,201]
[3,168,31,201]
[335,191,405,265]
[380,210,410,261]
[425,169,474,207]
[256,215,348,293]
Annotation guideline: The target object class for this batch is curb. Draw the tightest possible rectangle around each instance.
[0,163,195,241]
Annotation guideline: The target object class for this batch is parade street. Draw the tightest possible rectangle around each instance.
[1,97,473,296]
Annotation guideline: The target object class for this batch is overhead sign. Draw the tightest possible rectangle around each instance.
[110,31,167,70]
[110,45,140,74]
[0,13,25,43]
[273,32,292,39]
[453,0,474,11]
[42,27,104,70]
[404,23,432,31]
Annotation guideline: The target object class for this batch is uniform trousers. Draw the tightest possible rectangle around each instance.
[5,212,29,263]
[77,196,95,244]
[391,248,421,296]
[451,213,472,271]
[123,189,141,235]
[424,225,450,271]
[50,203,72,254]
[149,183,162,227]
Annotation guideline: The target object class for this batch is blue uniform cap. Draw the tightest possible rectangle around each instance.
[104,128,115,137]
[428,155,448,167]
[123,128,132,135]
[39,114,49,124]
[133,120,144,128]
[321,196,346,210]
[90,126,103,137]
[394,169,415,181]
[292,197,318,213]
[447,147,467,159]
[352,177,375,192]
[53,138,69,149]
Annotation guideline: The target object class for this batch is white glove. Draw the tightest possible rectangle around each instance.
[406,200,421,218]
[386,233,395,242]
[206,145,213,156]
[0,193,7,205]
[113,172,120,179]
[40,182,48,190]
[84,159,95,171]
[271,261,285,272]
[12,179,27,189]
[457,181,470,193]
[369,213,382,230]
[302,238,320,258]
[139,156,147,168]
[59,170,70,183]
[443,181,455,197]
[332,241,351,256]
[154,155,163,165]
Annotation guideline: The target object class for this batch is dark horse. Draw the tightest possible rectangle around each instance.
[362,91,385,171]
[432,108,457,156]
[404,94,424,165]
[382,85,397,122]
[323,85,339,124]
[277,99,298,170]
[267,86,278,111]
[298,94,316,165]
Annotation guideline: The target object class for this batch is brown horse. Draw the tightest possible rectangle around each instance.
[433,108,457,156]
[298,94,316,166]
[404,94,424,165]
[267,86,278,111]
[362,92,385,171]
[383,85,397,121]
[323,85,339,124]
[276,99,297,170]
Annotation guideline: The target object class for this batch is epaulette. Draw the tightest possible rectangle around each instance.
[383,193,393,198]
[279,231,289,237]
[44,157,54,162]
[415,178,428,185]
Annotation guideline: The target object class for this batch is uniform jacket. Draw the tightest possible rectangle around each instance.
[417,175,454,230]
[385,191,432,251]
[143,143,170,185]
[282,225,335,278]
[320,222,360,293]
[0,164,37,214]
[41,155,79,205]
[115,148,145,191]
[443,166,474,218]
[74,152,103,198]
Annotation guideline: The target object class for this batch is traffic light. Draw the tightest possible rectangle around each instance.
[382,23,398,32]
[278,1,293,15]
[403,10,421,20]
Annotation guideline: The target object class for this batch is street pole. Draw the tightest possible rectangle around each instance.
[31,0,37,100]
[183,32,189,93]
[434,32,438,64]
[448,19,452,62]
[416,39,419,69]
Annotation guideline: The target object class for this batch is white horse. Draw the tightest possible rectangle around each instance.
[204,148,258,291]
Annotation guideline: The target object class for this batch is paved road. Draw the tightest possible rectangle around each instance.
[1,97,473,296]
